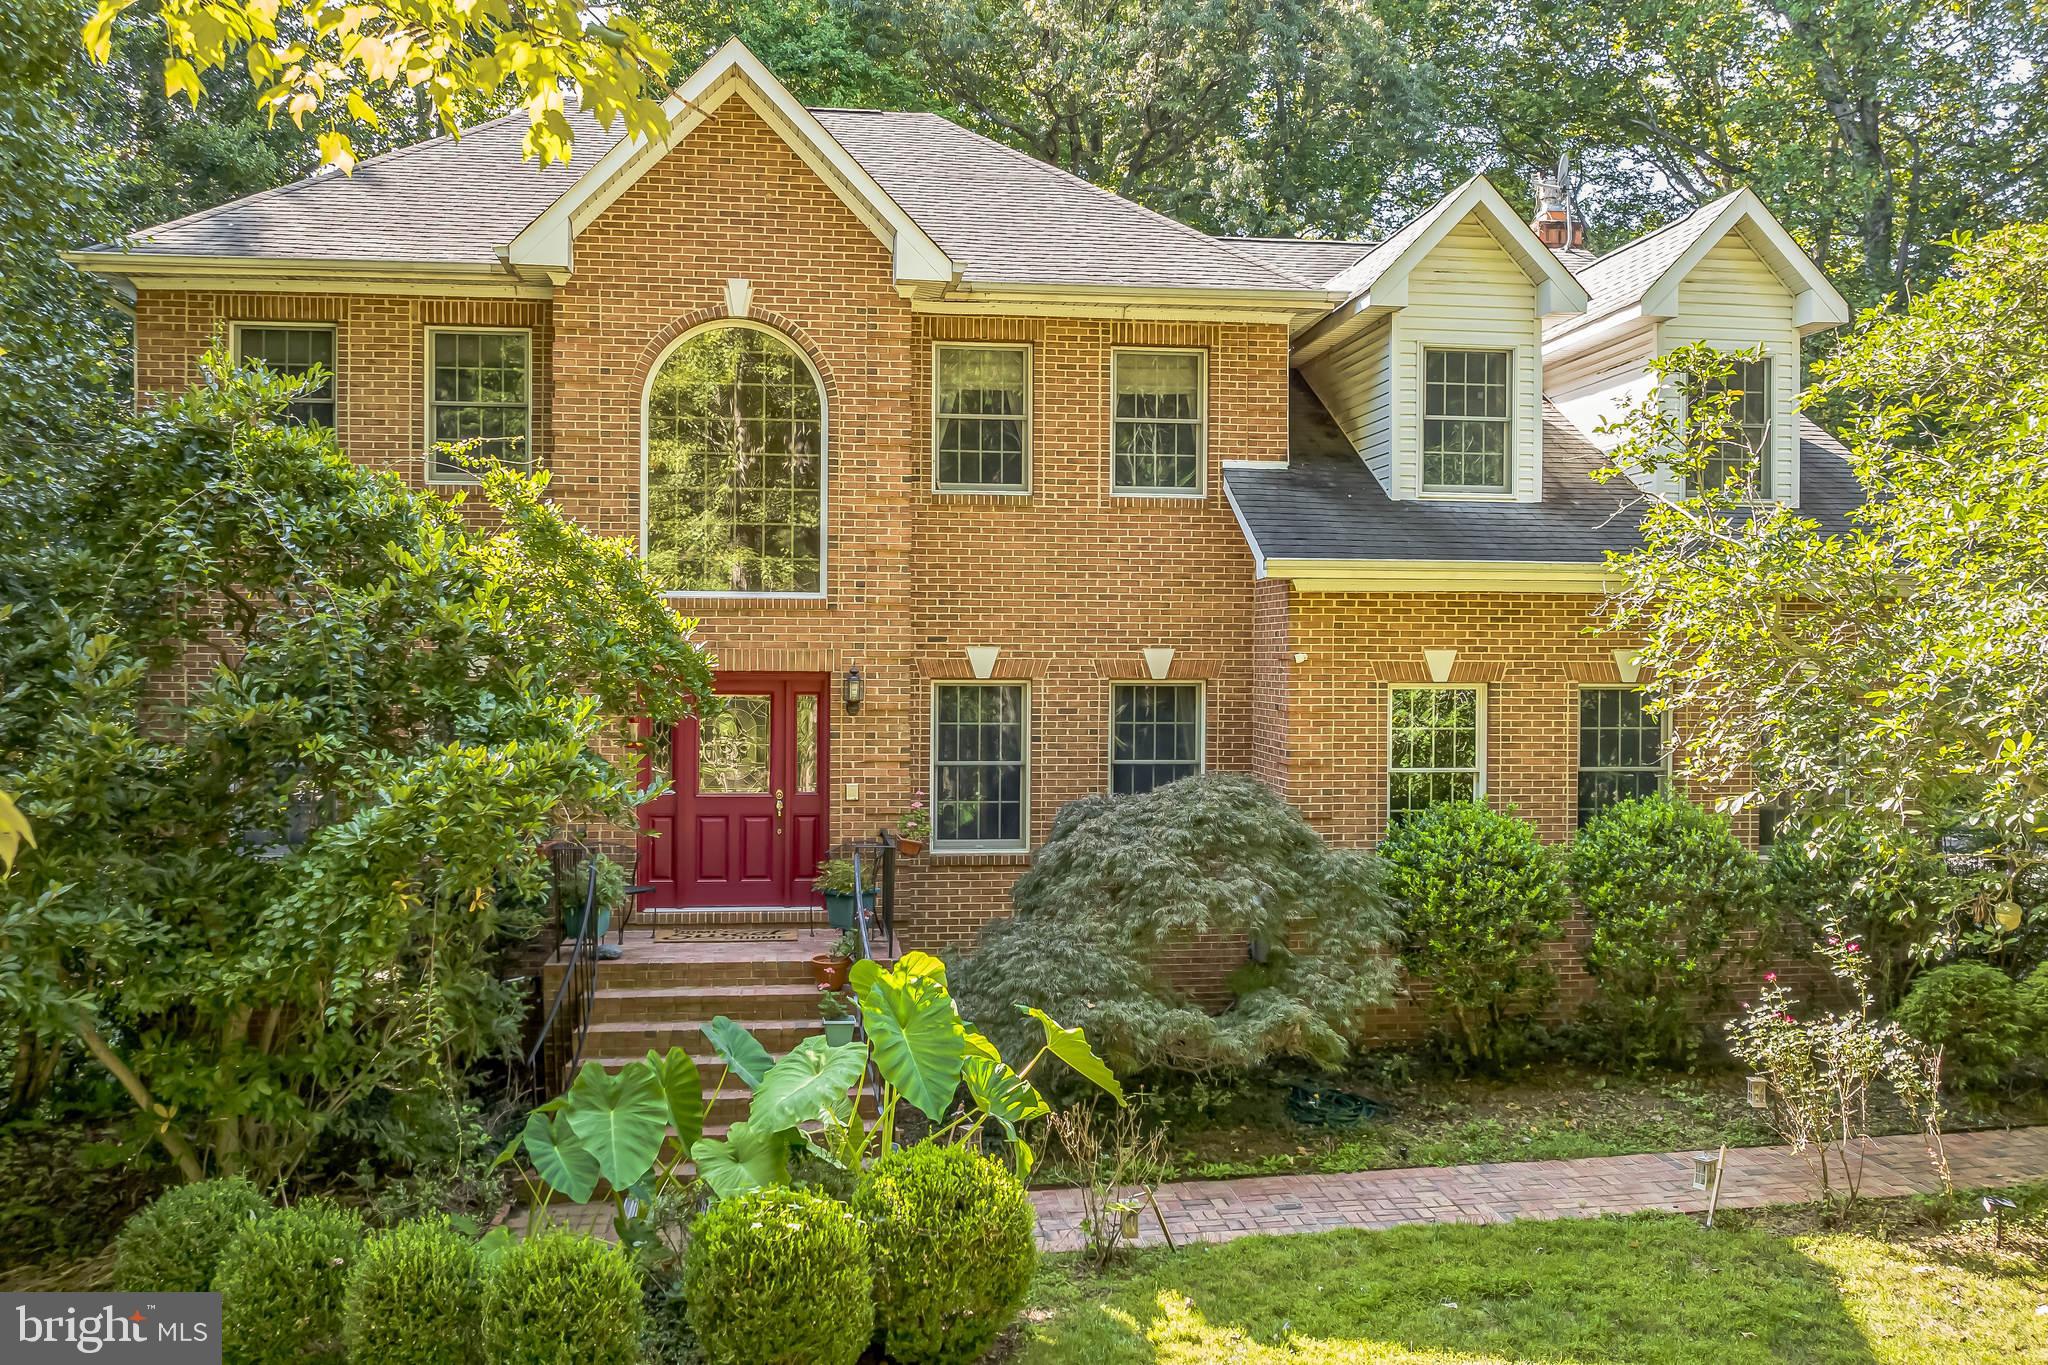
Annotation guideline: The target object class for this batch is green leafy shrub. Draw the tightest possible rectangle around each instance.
[2019,963,2048,1053]
[482,1228,643,1365]
[954,774,1398,1076]
[341,1217,484,1365]
[216,1198,364,1365]
[0,1116,171,1275]
[112,1177,272,1292]
[683,1186,871,1365]
[1566,795,1765,1069]
[1378,802,1566,1066]
[1762,820,1957,1011]
[853,1144,1036,1365]
[1894,962,2029,1089]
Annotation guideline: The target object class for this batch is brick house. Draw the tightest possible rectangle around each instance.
[75,40,1858,965]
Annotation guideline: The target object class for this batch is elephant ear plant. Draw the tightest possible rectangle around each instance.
[502,952,1123,1221]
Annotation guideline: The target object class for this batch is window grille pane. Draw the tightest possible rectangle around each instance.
[1697,359,1772,496]
[645,326,825,593]
[934,684,1026,848]
[936,346,1028,489]
[429,330,529,481]
[1422,349,1511,491]
[1388,687,1482,819]
[796,694,818,792]
[698,696,772,794]
[235,326,335,427]
[1113,351,1203,491]
[1111,684,1202,794]
[1576,687,1666,826]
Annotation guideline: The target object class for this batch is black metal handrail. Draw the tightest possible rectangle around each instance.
[520,860,603,1101]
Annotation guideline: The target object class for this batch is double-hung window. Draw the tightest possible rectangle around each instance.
[1110,683,1202,794]
[1389,685,1484,818]
[1111,349,1204,494]
[935,344,1029,491]
[1577,686,1667,825]
[234,325,335,427]
[933,683,1028,851]
[427,328,531,483]
[1422,348,1511,493]
[1696,358,1772,496]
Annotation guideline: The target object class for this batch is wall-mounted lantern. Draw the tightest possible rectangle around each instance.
[843,665,864,712]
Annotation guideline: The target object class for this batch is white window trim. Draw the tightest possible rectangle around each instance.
[1418,345,1514,500]
[230,321,338,423]
[932,341,1032,495]
[1109,346,1208,499]
[1680,350,1780,505]
[1107,680,1206,794]
[423,325,534,487]
[638,318,831,602]
[1387,683,1488,808]
[929,680,1030,854]
[1574,684,1671,824]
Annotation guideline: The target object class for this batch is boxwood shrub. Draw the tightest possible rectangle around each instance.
[1377,801,1566,1066]
[341,1216,484,1365]
[853,1144,1035,1365]
[482,1228,642,1365]
[683,1186,871,1365]
[216,1197,364,1365]
[112,1177,272,1292]
[1566,794,1764,1068]
[1894,962,2030,1090]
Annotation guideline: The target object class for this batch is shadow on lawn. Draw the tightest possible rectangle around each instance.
[1011,1214,1885,1365]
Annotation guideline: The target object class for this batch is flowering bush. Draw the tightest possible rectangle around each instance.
[1726,930,1947,1208]
[898,791,931,845]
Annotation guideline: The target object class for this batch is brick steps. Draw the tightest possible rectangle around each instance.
[585,1016,824,1053]
[587,981,824,1022]
[634,905,832,930]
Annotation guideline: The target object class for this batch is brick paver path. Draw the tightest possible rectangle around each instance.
[1030,1125,2048,1252]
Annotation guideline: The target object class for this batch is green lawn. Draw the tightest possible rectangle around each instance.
[1004,1189,2048,1364]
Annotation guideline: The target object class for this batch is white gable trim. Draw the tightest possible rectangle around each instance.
[1635,189,1849,335]
[506,39,954,286]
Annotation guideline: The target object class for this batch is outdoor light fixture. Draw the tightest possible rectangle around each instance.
[1746,1075,1770,1108]
[1983,1195,2017,1247]
[843,665,864,712]
[1691,1151,1721,1192]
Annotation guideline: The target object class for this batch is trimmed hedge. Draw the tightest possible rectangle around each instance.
[482,1228,643,1365]
[341,1216,484,1365]
[112,1177,272,1293]
[683,1186,872,1365]
[1378,802,1567,1065]
[216,1198,364,1365]
[1895,962,2030,1090]
[853,1144,1036,1365]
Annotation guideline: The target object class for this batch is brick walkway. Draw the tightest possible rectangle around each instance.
[1030,1125,2048,1252]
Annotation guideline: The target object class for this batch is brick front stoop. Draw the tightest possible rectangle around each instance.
[1029,1125,2048,1253]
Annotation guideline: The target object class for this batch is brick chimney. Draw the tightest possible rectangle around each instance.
[1530,169,1585,250]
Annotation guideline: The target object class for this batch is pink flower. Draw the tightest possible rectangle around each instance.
[1845,942,1861,954]
[1764,972,1778,983]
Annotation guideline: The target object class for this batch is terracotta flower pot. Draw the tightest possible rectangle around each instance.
[812,954,850,990]
[895,837,926,856]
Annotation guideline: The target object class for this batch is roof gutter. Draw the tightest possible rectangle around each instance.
[1261,557,1618,594]
[58,251,557,300]
[904,280,1346,332]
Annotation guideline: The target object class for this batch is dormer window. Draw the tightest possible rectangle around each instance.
[1422,348,1511,494]
[1696,358,1772,497]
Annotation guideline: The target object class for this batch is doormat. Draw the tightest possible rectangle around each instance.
[652,927,800,943]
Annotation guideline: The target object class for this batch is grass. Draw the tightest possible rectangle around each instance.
[1003,1184,2048,1364]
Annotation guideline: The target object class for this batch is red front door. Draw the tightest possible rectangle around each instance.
[640,673,828,907]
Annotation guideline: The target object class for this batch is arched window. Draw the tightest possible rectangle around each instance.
[644,324,825,594]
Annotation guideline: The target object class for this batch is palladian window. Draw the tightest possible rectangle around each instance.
[645,325,825,594]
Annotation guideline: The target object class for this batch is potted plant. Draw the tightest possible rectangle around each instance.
[810,929,861,990]
[818,988,858,1046]
[813,858,872,931]
[895,792,930,856]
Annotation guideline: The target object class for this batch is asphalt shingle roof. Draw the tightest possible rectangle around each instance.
[1225,376,1865,565]
[89,104,1318,293]
[1219,237,1379,289]
[1546,194,1736,340]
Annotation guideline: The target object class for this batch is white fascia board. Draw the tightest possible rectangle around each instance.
[505,38,954,287]
[1640,189,1851,335]
[1264,558,1616,594]
[908,281,1341,329]
[59,251,554,300]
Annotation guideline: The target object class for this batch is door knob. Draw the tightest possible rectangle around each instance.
[775,788,785,822]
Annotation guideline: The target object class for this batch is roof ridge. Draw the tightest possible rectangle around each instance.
[111,106,537,248]
[1578,190,1741,280]
[1225,234,1380,248]
[908,112,1321,291]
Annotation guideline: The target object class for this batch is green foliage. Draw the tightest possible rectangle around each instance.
[1377,802,1567,1066]
[1567,796,1765,1068]
[341,1217,484,1365]
[481,1228,644,1365]
[216,1198,364,1365]
[0,357,714,1184]
[955,774,1399,1077]
[2019,964,2048,1055]
[1893,964,2030,1091]
[854,1144,1037,1365]
[811,857,873,896]
[112,1177,271,1292]
[682,1186,872,1365]
[1762,821,1960,1012]
[1603,231,2048,950]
